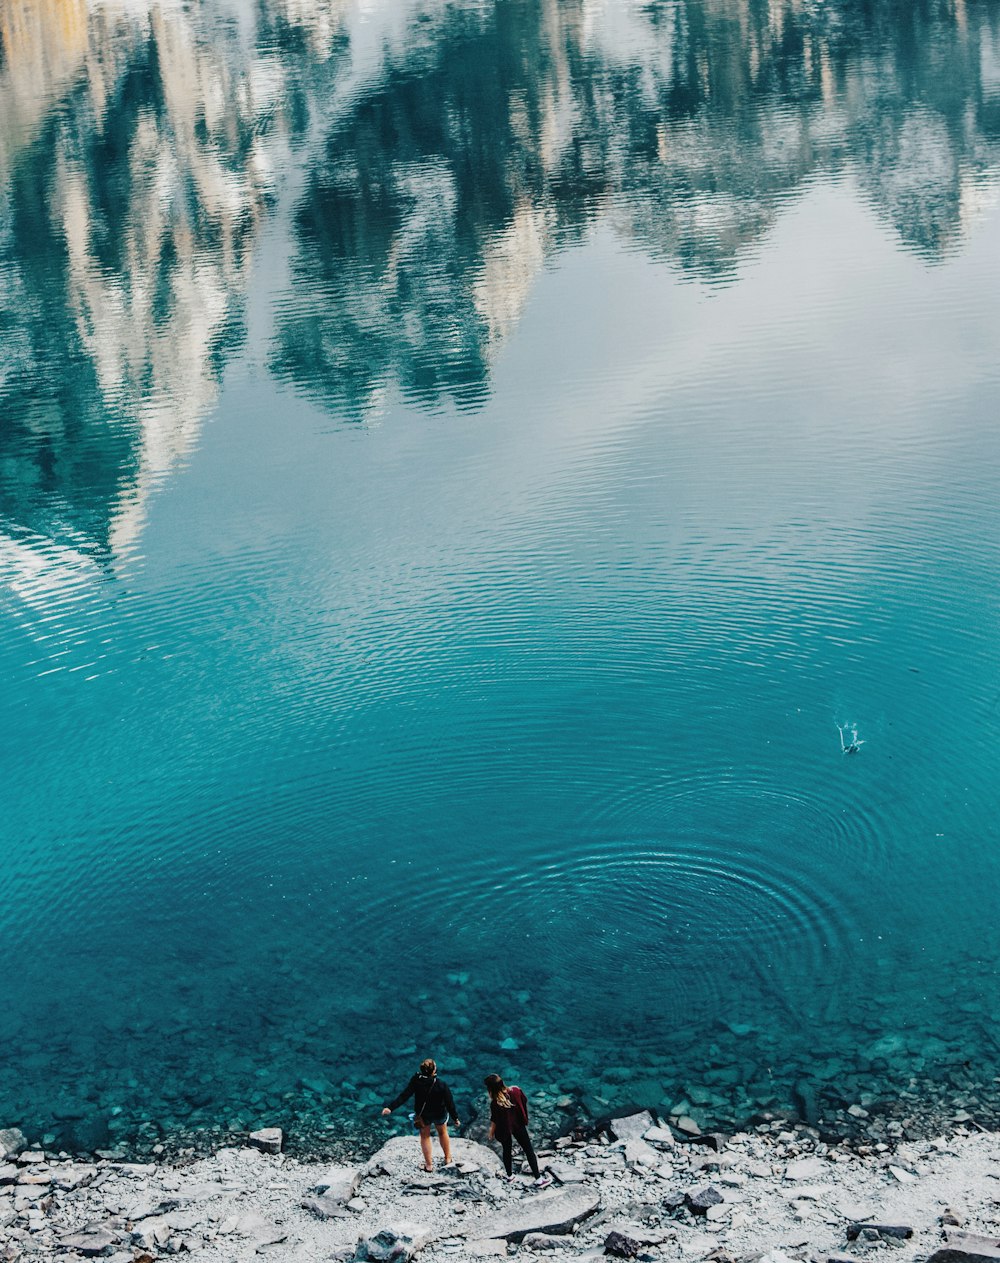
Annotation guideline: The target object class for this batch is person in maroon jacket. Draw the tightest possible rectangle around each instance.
[484,1074,551,1186]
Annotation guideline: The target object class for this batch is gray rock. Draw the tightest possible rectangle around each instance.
[52,1165,97,1191]
[605,1231,641,1258]
[932,1232,1000,1263]
[523,1232,576,1250]
[248,1127,283,1155]
[609,1112,656,1142]
[227,1212,288,1250]
[547,1161,588,1185]
[0,1163,18,1185]
[60,1226,121,1256]
[846,1224,913,1241]
[355,1222,437,1261]
[675,1116,701,1137]
[301,1194,351,1220]
[686,1186,724,1215]
[624,1139,659,1169]
[465,1242,506,1257]
[927,1248,1000,1263]
[785,1157,827,1181]
[465,1188,601,1242]
[0,1129,26,1159]
[687,1133,728,1153]
[643,1126,675,1148]
[313,1164,361,1202]
[131,1217,173,1250]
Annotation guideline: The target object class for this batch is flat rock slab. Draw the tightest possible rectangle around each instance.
[61,1227,120,1255]
[465,1187,600,1241]
[547,1161,588,1185]
[928,1249,1000,1263]
[785,1157,828,1181]
[930,1236,1000,1263]
[301,1193,350,1220]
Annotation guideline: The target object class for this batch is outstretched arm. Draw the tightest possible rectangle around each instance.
[382,1074,417,1114]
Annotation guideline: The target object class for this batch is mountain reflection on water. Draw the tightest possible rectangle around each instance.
[2,0,1000,557]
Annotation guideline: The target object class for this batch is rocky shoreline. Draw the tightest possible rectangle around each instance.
[3,1110,1000,1263]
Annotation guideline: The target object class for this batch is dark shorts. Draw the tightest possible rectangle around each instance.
[415,1114,448,1129]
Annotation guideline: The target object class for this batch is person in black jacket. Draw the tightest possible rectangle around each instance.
[381,1058,460,1171]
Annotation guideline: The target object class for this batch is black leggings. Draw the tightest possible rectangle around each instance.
[500,1123,539,1177]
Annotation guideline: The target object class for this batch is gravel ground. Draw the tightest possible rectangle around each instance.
[2,1117,1000,1262]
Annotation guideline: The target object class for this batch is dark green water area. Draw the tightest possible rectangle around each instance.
[1,0,1000,1160]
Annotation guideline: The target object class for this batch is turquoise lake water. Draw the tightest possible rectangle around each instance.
[2,0,1000,1157]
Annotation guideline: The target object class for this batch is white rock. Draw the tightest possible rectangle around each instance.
[0,1129,26,1160]
[624,1139,659,1169]
[784,1157,827,1181]
[643,1126,676,1147]
[610,1111,656,1141]
[312,1164,361,1202]
[779,1183,834,1200]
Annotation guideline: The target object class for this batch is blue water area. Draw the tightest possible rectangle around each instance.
[2,0,1000,1157]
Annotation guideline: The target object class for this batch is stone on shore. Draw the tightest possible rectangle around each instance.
[0,1128,26,1159]
[548,1160,588,1184]
[61,1225,121,1255]
[846,1223,914,1241]
[928,1232,1000,1263]
[355,1222,437,1260]
[686,1185,724,1215]
[609,1111,656,1142]
[302,1163,363,1216]
[248,1127,284,1155]
[785,1157,827,1181]
[928,1246,1000,1263]
[643,1126,676,1148]
[465,1187,601,1241]
[604,1229,642,1257]
[302,1193,351,1220]
[624,1138,659,1169]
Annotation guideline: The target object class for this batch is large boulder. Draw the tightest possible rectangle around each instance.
[465,1187,601,1242]
[366,1136,502,1177]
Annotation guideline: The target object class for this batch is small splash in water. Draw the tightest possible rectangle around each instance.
[838,723,864,755]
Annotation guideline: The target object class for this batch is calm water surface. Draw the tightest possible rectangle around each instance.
[2,0,1000,1155]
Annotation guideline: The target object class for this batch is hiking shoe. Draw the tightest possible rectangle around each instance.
[534,1175,552,1188]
